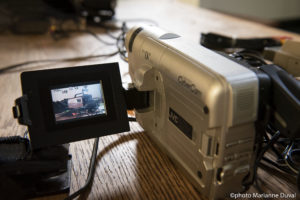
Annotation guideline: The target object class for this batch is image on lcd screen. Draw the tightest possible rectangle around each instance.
[51,82,106,123]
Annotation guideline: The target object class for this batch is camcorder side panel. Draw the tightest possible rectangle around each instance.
[126,26,259,200]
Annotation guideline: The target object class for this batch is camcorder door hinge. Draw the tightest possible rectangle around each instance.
[12,95,32,126]
[124,87,150,110]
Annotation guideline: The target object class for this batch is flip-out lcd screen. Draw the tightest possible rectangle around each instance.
[51,82,106,123]
[19,63,129,149]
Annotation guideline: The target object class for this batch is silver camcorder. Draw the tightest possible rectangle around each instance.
[125,26,259,200]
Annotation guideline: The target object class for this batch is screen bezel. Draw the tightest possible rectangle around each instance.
[21,63,129,149]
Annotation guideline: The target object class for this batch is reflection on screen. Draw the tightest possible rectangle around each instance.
[51,82,106,123]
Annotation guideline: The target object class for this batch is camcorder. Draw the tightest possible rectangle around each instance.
[7,25,300,199]
[125,26,300,199]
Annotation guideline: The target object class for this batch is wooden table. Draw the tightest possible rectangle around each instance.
[0,0,299,199]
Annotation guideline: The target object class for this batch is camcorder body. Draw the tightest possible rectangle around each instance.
[125,26,260,199]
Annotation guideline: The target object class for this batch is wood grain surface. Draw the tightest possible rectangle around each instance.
[0,0,299,199]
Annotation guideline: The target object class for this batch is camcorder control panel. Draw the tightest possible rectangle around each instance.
[13,63,129,149]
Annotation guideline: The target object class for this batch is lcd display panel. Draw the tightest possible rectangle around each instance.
[51,82,106,123]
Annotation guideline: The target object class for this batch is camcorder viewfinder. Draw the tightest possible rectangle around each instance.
[13,63,129,149]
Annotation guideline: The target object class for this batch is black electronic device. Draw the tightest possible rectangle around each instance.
[13,62,129,149]
[200,32,282,50]
[125,26,300,199]
[0,0,116,34]
[0,136,71,199]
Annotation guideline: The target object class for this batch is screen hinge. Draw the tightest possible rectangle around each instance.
[124,87,150,110]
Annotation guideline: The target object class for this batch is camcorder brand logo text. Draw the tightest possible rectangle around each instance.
[177,76,201,96]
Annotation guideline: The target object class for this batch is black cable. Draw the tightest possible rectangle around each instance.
[81,23,129,61]
[244,130,281,189]
[82,30,116,46]
[254,131,281,175]
[52,29,117,46]
[116,23,128,63]
[0,26,127,74]
[0,51,119,74]
[261,156,293,174]
[106,30,119,40]
[263,131,283,160]
[65,137,99,200]
[53,26,128,62]
[65,114,136,199]
[254,178,263,194]
[285,145,300,174]
[258,129,300,192]
[230,50,267,67]
[0,18,158,73]
[64,114,136,199]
